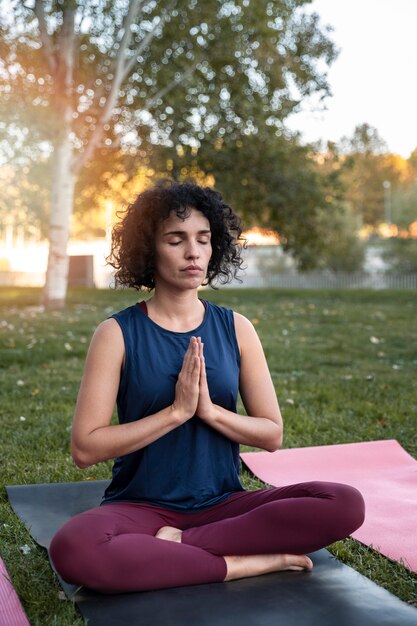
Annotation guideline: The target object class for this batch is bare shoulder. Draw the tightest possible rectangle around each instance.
[93,317,124,341]
[233,311,256,331]
[233,311,261,352]
[87,317,125,361]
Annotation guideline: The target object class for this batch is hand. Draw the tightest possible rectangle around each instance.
[171,337,201,422]
[196,338,216,422]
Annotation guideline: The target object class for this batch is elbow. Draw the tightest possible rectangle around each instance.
[264,430,283,453]
[73,458,91,470]
[72,452,92,469]
[71,442,96,469]
[262,413,283,452]
[265,440,281,453]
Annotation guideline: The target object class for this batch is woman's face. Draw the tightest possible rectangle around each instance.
[153,208,212,291]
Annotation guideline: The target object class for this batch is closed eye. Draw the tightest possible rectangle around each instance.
[167,239,210,246]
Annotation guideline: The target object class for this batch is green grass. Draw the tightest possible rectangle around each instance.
[1,286,416,624]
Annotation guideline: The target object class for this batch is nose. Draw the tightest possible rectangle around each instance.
[185,239,200,259]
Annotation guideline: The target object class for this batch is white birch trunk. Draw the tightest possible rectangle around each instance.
[37,1,176,307]
[42,137,75,308]
[40,4,76,309]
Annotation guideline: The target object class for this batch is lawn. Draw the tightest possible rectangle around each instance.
[1,286,416,625]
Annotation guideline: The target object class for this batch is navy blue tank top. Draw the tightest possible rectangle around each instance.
[102,299,245,511]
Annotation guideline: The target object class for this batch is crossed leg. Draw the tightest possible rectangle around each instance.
[50,503,227,592]
[49,481,364,593]
[157,481,364,582]
[156,526,312,579]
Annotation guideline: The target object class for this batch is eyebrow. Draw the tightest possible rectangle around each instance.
[162,229,211,237]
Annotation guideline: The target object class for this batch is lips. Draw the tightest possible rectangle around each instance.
[182,265,203,271]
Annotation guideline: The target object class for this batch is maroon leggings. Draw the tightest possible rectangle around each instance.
[50,481,364,593]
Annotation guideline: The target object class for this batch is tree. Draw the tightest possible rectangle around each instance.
[0,0,336,306]
[336,124,402,226]
[389,149,417,230]
[0,116,52,240]
[154,130,328,267]
[390,182,417,231]
[408,148,417,175]
[0,160,50,241]
[381,239,417,273]
[153,126,367,271]
[311,141,367,271]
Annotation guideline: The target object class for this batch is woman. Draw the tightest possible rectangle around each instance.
[50,181,365,593]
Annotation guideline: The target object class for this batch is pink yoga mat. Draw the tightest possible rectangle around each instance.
[241,439,417,572]
[0,557,30,626]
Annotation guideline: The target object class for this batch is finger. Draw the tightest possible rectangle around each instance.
[195,337,203,364]
[190,338,199,373]
[186,336,197,357]
[182,337,197,373]
[192,353,201,380]
[199,348,208,386]
[186,345,200,383]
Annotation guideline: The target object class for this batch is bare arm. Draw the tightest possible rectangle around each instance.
[71,320,201,468]
[196,313,283,452]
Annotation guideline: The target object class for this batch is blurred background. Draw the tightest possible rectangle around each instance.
[1,0,416,305]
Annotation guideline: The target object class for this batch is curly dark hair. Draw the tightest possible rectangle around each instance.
[107,180,245,290]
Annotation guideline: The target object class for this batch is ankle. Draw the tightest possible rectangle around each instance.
[224,554,313,582]
[155,526,182,543]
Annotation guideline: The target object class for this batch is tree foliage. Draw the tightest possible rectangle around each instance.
[381,239,417,273]
[0,160,50,239]
[0,0,337,166]
[150,127,367,270]
[391,182,417,230]
[0,0,342,300]
[335,124,400,226]
[316,124,417,232]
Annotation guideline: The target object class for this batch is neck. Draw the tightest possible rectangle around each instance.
[146,288,205,332]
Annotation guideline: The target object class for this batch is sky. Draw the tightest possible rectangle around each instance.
[285,0,417,158]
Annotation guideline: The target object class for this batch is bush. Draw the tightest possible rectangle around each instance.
[381,238,417,273]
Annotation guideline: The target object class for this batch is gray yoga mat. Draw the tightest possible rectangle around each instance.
[7,481,417,626]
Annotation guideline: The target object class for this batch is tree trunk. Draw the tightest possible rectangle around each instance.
[42,137,76,308]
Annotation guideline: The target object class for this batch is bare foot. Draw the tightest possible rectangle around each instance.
[155,526,182,543]
[224,553,313,582]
